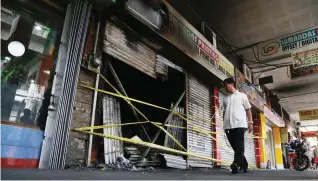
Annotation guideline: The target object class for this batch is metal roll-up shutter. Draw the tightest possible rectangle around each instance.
[103,95,123,165]
[104,19,157,78]
[42,0,91,169]
[218,92,234,167]
[187,75,213,168]
[218,92,256,168]
[245,127,257,167]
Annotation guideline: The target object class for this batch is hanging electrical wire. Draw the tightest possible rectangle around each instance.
[278,91,318,99]
[244,59,291,68]
[187,3,294,79]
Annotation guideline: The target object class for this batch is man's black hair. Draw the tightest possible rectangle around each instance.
[223,77,235,86]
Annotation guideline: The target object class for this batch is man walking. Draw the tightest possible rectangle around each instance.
[222,77,253,174]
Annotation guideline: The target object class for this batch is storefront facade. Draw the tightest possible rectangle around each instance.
[1,0,68,168]
[94,0,236,168]
[1,0,94,169]
[2,0,281,170]
[212,69,266,169]
[263,106,285,169]
[235,69,265,169]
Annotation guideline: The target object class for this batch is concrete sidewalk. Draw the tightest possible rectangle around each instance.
[1,168,318,180]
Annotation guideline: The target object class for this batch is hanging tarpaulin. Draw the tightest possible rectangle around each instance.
[289,48,318,78]
[292,48,318,69]
[289,64,318,78]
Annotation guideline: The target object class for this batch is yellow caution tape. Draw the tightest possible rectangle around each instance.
[75,61,260,167]
[80,83,216,125]
[76,121,149,131]
[78,83,261,148]
[83,61,261,140]
[74,129,232,165]
[86,66,186,151]
[74,129,257,167]
[152,122,223,135]
[80,66,219,126]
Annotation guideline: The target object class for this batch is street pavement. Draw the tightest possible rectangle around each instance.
[1,168,318,180]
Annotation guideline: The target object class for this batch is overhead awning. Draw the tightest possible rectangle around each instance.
[264,106,285,127]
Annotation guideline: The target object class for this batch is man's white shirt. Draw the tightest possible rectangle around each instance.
[223,90,251,130]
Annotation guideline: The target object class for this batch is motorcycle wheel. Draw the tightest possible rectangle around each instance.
[293,156,310,171]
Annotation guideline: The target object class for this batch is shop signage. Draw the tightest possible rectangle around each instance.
[159,0,235,78]
[264,106,285,127]
[299,109,318,121]
[300,131,318,137]
[257,26,318,62]
[235,70,265,111]
[290,64,318,78]
[280,128,288,143]
[290,48,318,78]
[292,48,318,69]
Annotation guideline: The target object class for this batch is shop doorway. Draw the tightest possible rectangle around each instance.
[265,125,276,169]
[98,55,186,166]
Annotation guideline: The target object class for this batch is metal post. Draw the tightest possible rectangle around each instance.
[140,91,185,161]
[87,21,100,166]
[212,32,217,49]
[108,62,151,142]
[185,73,189,169]
[201,21,205,35]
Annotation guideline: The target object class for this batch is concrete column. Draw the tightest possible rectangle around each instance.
[259,113,267,169]
[273,127,284,169]
[65,70,94,167]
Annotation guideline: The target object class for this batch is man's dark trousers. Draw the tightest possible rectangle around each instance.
[225,128,248,170]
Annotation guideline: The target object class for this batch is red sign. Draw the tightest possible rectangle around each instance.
[198,38,218,61]
[290,64,318,78]
[301,131,318,137]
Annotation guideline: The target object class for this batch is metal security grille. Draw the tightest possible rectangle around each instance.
[218,92,234,167]
[164,106,185,150]
[44,0,91,169]
[104,19,157,78]
[218,92,257,168]
[187,75,213,168]
[103,96,123,165]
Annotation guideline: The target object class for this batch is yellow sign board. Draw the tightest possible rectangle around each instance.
[219,57,235,77]
[280,128,288,143]
[299,109,318,121]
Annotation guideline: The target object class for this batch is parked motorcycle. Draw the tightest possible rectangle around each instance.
[290,140,311,171]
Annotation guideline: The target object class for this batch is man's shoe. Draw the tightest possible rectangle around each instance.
[239,167,248,173]
[230,164,238,174]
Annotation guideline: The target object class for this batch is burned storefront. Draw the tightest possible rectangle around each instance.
[99,17,187,168]
[70,0,235,170]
